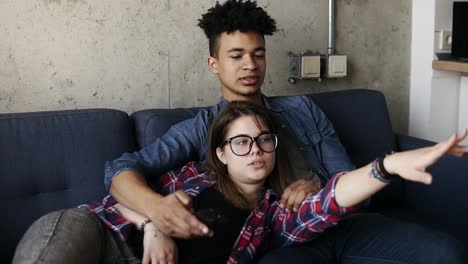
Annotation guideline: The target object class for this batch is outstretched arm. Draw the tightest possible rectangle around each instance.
[271,130,467,248]
[335,130,468,207]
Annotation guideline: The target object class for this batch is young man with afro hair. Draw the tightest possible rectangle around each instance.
[14,1,465,263]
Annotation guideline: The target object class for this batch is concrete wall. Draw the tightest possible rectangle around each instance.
[0,0,411,133]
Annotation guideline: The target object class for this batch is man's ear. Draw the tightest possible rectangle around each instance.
[208,56,219,74]
[216,147,227,165]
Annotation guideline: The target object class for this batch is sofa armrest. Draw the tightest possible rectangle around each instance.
[396,134,435,150]
[396,134,468,238]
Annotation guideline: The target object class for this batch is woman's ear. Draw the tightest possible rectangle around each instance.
[208,56,219,74]
[216,147,227,165]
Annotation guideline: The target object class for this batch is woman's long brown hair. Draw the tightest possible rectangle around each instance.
[206,101,291,209]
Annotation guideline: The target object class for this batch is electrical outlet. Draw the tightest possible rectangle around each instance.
[300,55,320,79]
[441,30,452,50]
[436,30,452,50]
[325,55,347,78]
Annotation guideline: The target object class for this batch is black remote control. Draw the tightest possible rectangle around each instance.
[195,208,227,229]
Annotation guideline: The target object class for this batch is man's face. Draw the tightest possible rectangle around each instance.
[208,30,266,102]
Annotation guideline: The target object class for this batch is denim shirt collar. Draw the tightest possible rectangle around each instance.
[218,94,283,112]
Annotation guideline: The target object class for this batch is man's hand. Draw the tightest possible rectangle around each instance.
[149,190,212,239]
[279,179,319,212]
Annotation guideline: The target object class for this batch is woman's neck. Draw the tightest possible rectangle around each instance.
[237,183,264,209]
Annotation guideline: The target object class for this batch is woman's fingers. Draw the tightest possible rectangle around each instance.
[448,145,468,156]
[415,131,467,172]
[154,250,176,264]
[402,168,432,185]
[456,129,468,141]
[142,251,150,264]
[421,134,457,166]
[434,130,468,158]
[416,171,432,185]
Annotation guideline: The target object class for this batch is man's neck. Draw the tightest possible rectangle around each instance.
[223,94,264,106]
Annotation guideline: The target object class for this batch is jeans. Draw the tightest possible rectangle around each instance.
[258,213,465,264]
[12,208,140,264]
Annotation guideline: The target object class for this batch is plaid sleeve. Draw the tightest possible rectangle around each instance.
[79,195,134,241]
[270,171,360,247]
[79,161,208,241]
[159,161,211,197]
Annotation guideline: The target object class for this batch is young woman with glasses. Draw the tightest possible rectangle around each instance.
[112,100,353,263]
[108,101,467,264]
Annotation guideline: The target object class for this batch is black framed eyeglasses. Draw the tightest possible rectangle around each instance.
[221,132,278,156]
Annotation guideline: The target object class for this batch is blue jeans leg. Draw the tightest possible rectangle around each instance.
[257,231,335,264]
[335,213,464,264]
[258,213,465,264]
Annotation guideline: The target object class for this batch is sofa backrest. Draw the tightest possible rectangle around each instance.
[308,89,401,208]
[132,89,396,165]
[0,109,135,263]
[307,89,396,167]
[131,89,401,206]
[132,108,207,150]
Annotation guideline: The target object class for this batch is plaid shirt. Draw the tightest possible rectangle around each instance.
[81,162,357,263]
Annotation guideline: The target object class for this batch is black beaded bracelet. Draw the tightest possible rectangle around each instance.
[377,156,397,180]
[375,155,397,182]
[140,218,152,232]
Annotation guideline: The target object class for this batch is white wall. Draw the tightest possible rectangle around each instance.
[410,0,468,144]
[409,0,435,140]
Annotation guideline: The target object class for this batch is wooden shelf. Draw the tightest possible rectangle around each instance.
[432,60,468,73]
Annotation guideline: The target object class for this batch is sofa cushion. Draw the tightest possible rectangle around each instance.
[0,109,135,263]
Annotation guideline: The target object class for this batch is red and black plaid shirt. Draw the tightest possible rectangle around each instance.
[81,162,358,263]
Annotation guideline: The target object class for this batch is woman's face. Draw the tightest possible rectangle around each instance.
[216,115,276,188]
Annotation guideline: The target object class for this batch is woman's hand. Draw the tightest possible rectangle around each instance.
[142,222,178,264]
[385,129,468,185]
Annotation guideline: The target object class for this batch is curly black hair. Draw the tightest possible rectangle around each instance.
[198,0,277,57]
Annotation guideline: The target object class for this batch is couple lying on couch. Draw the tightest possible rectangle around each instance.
[13,1,467,263]
[92,101,468,264]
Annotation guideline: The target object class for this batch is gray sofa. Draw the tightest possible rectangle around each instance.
[1,89,467,263]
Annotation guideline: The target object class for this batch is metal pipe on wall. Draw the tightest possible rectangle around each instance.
[328,0,335,55]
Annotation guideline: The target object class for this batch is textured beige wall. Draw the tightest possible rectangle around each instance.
[0,0,410,133]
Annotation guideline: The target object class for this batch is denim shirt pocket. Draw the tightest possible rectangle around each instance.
[297,130,329,177]
[299,130,322,146]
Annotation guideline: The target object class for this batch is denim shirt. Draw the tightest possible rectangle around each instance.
[104,94,355,190]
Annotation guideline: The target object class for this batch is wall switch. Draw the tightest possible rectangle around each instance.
[324,55,347,78]
[300,55,321,79]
